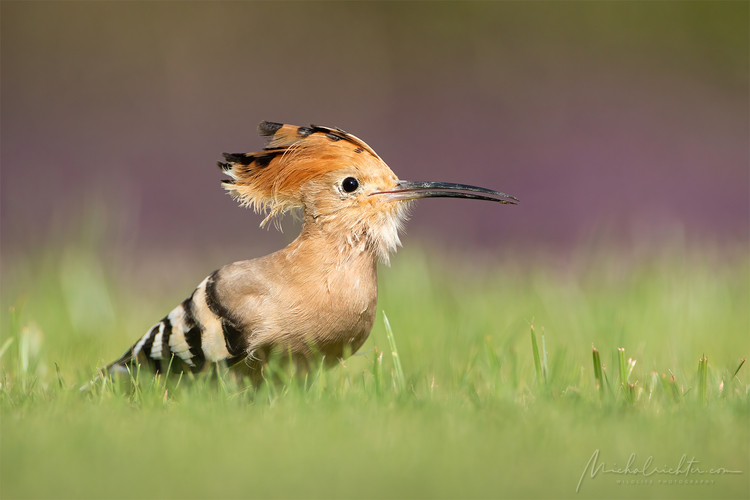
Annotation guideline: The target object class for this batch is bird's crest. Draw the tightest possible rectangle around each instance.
[219,121,382,225]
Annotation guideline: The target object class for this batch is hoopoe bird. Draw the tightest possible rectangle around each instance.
[106,121,517,382]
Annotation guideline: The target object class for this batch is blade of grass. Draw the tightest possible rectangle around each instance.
[648,371,659,401]
[215,362,230,398]
[530,323,543,385]
[697,355,708,406]
[667,370,682,403]
[19,327,29,375]
[732,357,746,380]
[484,335,500,372]
[163,354,175,393]
[54,362,66,389]
[314,355,327,399]
[601,366,612,395]
[592,345,604,398]
[729,357,747,396]
[541,329,549,384]
[372,347,383,397]
[626,357,636,382]
[383,312,405,393]
[617,348,626,387]
[339,358,353,394]
[0,337,15,361]
[616,347,635,404]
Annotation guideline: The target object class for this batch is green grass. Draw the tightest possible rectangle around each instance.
[1,238,748,499]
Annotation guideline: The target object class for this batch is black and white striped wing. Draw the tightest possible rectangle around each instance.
[109,272,249,375]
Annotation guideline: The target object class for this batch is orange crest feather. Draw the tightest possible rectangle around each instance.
[218,121,381,224]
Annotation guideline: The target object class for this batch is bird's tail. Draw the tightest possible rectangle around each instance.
[105,292,214,381]
[81,273,252,391]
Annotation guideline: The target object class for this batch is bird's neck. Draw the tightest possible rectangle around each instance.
[286,219,380,269]
[294,205,405,266]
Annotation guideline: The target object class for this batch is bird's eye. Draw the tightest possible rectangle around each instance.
[342,177,359,193]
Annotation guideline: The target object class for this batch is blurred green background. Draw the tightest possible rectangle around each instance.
[1,2,748,499]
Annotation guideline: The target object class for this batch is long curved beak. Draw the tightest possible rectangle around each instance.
[372,180,518,204]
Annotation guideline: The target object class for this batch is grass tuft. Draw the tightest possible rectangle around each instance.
[617,347,637,404]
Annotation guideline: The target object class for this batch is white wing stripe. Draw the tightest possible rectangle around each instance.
[150,322,165,360]
[132,328,154,357]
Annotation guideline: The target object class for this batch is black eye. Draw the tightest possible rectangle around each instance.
[342,177,359,193]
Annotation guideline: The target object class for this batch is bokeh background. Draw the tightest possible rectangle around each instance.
[2,1,748,260]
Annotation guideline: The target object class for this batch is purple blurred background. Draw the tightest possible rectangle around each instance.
[2,2,748,259]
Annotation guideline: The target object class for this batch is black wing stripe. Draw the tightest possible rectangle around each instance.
[182,297,206,372]
[160,317,172,361]
[153,317,173,374]
[222,322,247,358]
[205,271,229,318]
[205,271,248,359]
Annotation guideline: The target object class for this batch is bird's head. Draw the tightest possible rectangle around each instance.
[219,121,517,263]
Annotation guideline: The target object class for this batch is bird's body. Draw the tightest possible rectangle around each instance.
[107,121,516,382]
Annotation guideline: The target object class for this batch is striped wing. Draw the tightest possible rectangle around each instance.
[109,272,249,375]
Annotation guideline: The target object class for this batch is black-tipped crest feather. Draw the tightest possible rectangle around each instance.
[258,121,283,136]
